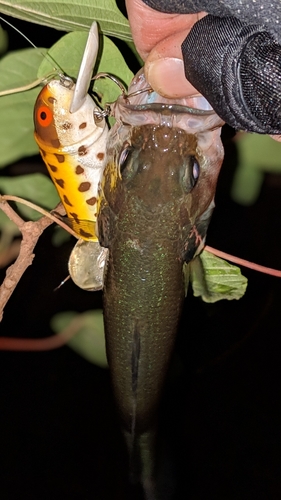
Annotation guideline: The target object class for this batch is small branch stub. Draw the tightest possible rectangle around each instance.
[0,197,66,321]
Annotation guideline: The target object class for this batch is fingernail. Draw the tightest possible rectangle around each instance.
[145,58,190,98]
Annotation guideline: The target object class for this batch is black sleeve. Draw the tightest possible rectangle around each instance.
[142,1,281,133]
[143,0,281,38]
[182,15,281,133]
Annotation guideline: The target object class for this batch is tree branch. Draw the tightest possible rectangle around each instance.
[0,196,66,321]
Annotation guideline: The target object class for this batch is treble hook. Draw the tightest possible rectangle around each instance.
[91,72,153,119]
[92,72,127,96]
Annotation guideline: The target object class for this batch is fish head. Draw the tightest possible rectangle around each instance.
[99,70,224,261]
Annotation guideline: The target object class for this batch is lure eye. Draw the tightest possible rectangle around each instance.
[181,155,200,192]
[36,106,53,127]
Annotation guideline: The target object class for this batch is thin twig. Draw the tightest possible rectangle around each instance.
[0,198,66,321]
[0,72,57,97]
[205,245,281,277]
[2,195,78,238]
[0,315,85,350]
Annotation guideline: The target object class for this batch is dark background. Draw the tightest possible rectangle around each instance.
[0,15,281,500]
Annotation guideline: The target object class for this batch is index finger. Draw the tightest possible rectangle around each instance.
[125,0,200,60]
[125,0,207,97]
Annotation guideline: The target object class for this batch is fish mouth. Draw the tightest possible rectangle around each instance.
[121,68,215,111]
[112,99,223,134]
[129,92,215,114]
[110,69,224,133]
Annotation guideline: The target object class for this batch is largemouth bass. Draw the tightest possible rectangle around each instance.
[98,71,224,498]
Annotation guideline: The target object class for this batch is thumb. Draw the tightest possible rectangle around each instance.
[144,29,199,98]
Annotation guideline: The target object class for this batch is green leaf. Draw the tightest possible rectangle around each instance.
[0,23,133,169]
[0,25,8,55]
[94,36,134,105]
[0,0,132,41]
[0,173,59,220]
[189,250,248,303]
[37,31,92,79]
[0,47,47,166]
[51,226,70,247]
[232,132,281,205]
[51,310,108,367]
[0,209,19,236]
[38,31,134,105]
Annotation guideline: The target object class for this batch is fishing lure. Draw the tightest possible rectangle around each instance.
[33,22,109,290]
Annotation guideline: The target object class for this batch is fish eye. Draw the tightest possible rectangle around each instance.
[119,146,131,171]
[192,157,200,186]
[118,143,135,177]
[181,155,200,192]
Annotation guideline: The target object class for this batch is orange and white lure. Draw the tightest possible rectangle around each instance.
[33,23,109,290]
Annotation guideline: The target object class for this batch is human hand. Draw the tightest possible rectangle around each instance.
[125,0,281,139]
[125,0,206,98]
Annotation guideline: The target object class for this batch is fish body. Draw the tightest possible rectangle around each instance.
[98,71,224,496]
